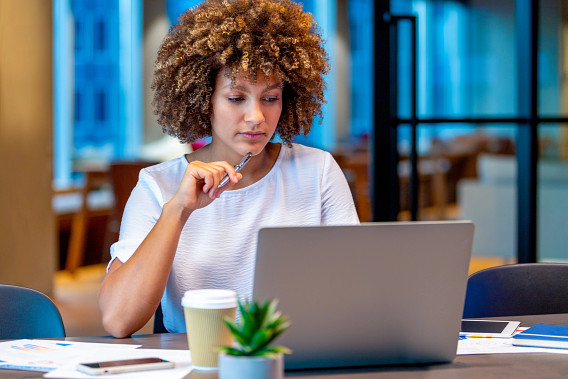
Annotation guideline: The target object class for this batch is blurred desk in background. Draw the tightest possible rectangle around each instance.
[335,151,462,222]
[53,160,158,273]
[53,163,113,273]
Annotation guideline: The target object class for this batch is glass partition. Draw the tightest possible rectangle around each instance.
[538,124,568,262]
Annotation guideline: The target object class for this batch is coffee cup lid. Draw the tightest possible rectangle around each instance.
[181,289,238,309]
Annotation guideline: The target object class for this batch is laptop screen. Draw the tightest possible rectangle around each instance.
[253,221,474,369]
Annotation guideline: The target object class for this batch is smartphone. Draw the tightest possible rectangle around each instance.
[460,319,521,337]
[76,357,174,376]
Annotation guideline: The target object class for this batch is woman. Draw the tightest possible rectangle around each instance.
[98,0,359,338]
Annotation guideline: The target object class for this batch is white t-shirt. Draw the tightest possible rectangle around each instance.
[110,143,360,332]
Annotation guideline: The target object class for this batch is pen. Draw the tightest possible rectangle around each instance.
[218,152,253,188]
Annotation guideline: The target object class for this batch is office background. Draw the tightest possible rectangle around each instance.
[1,0,567,332]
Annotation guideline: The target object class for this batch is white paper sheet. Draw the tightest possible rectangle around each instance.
[0,339,140,372]
[43,349,192,379]
[457,336,568,355]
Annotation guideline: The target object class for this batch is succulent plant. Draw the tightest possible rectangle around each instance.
[220,298,291,357]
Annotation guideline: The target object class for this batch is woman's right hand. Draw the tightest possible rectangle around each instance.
[99,159,242,338]
[169,160,242,216]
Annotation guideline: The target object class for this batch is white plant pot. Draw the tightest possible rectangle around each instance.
[218,353,284,379]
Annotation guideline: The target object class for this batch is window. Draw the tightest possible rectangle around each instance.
[53,0,141,186]
[372,0,568,263]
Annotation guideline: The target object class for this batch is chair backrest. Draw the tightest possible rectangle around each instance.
[0,284,66,339]
[463,263,568,318]
[105,160,158,251]
[109,161,158,223]
[153,303,169,333]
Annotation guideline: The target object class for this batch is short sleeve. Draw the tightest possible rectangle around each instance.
[108,169,165,270]
[320,152,360,225]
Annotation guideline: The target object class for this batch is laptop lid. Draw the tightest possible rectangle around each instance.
[253,221,474,370]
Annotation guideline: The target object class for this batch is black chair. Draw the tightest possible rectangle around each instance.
[0,284,66,339]
[153,303,169,333]
[463,263,568,318]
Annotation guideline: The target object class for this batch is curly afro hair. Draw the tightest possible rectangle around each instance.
[152,0,329,144]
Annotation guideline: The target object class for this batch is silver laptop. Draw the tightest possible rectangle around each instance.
[253,221,474,370]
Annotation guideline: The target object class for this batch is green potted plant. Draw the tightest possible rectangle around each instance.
[218,298,291,379]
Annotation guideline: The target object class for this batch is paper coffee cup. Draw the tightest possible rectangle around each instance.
[182,289,237,370]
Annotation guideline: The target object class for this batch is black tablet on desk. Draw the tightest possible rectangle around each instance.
[461,319,520,337]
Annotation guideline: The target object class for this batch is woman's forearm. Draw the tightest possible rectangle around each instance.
[98,201,190,338]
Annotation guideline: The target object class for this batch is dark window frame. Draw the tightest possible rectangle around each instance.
[372,0,568,263]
